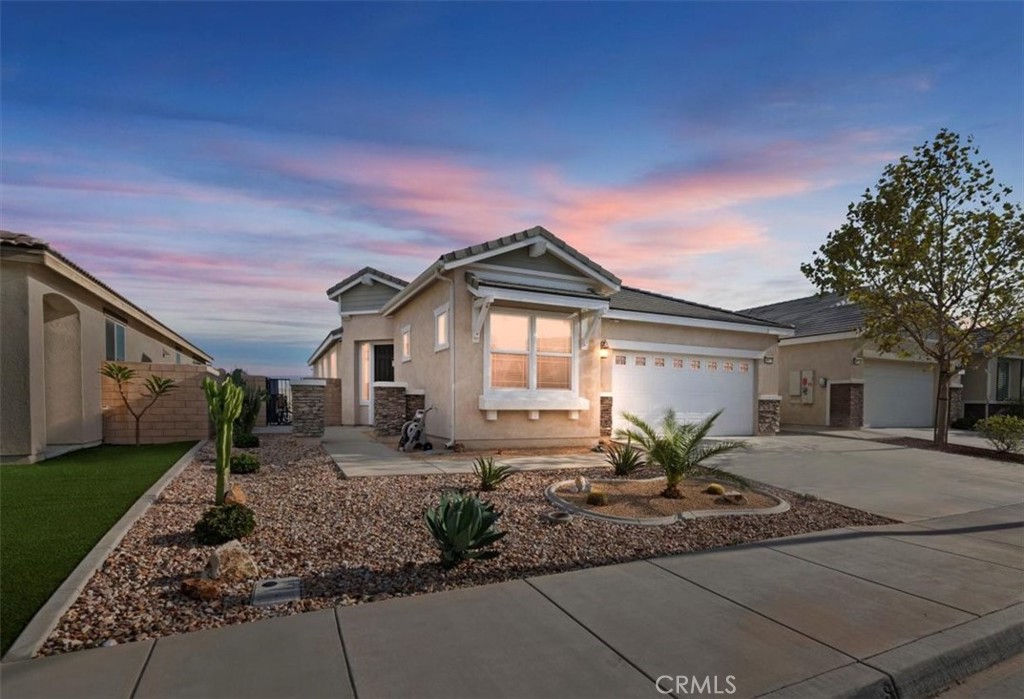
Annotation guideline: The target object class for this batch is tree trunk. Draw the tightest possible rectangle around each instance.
[934,367,953,448]
[135,417,141,447]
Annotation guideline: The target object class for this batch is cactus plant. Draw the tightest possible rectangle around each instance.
[203,377,244,505]
[228,369,267,445]
[586,491,609,506]
[704,483,725,495]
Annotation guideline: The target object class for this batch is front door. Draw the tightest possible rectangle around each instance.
[374,344,395,383]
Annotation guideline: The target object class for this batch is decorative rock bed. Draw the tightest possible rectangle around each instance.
[546,477,790,526]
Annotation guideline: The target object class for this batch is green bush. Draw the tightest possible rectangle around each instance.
[473,457,514,492]
[232,433,260,449]
[194,504,256,545]
[230,453,261,474]
[586,491,609,506]
[950,416,978,430]
[604,441,646,476]
[424,492,506,569]
[974,415,1024,454]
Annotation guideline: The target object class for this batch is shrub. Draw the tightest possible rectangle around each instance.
[586,491,609,507]
[194,504,256,546]
[704,483,725,495]
[424,492,506,569]
[975,415,1024,454]
[604,441,646,476]
[233,433,260,448]
[230,453,261,474]
[229,369,267,441]
[950,416,978,430]
[473,457,514,492]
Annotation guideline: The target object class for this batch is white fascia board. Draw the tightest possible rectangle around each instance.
[779,330,861,346]
[603,309,794,337]
[606,339,766,360]
[340,309,384,317]
[327,273,405,300]
[443,238,621,292]
[472,284,610,312]
[862,350,936,363]
[468,264,597,294]
[307,332,342,366]
[379,262,444,316]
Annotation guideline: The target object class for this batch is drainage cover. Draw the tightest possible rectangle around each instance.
[251,577,302,607]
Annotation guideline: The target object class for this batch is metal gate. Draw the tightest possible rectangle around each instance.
[266,378,292,425]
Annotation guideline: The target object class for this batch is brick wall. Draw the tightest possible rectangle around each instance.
[102,363,215,444]
[757,397,781,435]
[292,383,325,437]
[324,378,342,427]
[828,383,864,428]
[599,396,613,437]
[374,385,407,436]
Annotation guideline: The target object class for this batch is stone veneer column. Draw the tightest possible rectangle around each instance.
[757,396,781,435]
[323,378,342,427]
[405,392,426,422]
[828,383,864,428]
[949,386,964,421]
[291,380,325,438]
[373,383,408,436]
[599,395,613,437]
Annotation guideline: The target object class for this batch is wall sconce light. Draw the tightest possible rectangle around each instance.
[599,340,610,359]
[819,377,828,387]
[763,356,774,365]
[852,357,863,366]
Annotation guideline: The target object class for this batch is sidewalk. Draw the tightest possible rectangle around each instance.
[3,504,1021,698]
[780,425,995,451]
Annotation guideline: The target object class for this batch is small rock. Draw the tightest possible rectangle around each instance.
[206,540,260,581]
[181,577,221,601]
[100,639,118,647]
[224,484,247,506]
[717,491,747,505]
[574,475,591,493]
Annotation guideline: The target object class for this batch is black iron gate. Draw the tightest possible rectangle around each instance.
[266,378,292,425]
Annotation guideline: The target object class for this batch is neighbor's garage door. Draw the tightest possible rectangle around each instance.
[612,352,754,436]
[863,360,935,428]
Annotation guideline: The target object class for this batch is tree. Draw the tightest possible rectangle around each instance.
[802,129,1024,446]
[614,409,746,498]
[100,362,177,446]
[202,376,244,505]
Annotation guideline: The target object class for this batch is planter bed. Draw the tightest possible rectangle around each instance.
[41,435,892,656]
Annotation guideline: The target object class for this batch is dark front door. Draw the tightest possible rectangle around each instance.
[374,344,395,382]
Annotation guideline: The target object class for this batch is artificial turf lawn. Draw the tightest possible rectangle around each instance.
[0,441,196,655]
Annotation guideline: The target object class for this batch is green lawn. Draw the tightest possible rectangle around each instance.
[0,441,196,655]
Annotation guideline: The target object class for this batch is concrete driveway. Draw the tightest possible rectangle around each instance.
[720,433,1024,522]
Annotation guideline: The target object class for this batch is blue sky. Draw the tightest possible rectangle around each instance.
[3,1,1022,375]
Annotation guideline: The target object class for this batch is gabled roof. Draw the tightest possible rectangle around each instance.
[611,286,788,329]
[1,230,213,363]
[307,326,343,366]
[740,293,863,338]
[326,266,408,300]
[440,225,622,288]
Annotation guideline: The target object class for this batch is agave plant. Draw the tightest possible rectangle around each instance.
[614,409,747,498]
[604,441,646,476]
[424,492,506,569]
[472,456,515,492]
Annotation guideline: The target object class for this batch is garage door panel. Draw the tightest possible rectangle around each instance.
[863,360,935,428]
[612,353,754,436]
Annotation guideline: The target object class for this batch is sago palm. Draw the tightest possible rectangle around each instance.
[614,409,747,498]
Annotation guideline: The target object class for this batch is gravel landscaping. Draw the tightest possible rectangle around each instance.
[41,434,893,656]
[557,478,779,518]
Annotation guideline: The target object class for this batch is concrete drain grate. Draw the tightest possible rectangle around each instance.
[251,577,302,607]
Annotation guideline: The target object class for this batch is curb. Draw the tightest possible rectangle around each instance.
[2,440,207,663]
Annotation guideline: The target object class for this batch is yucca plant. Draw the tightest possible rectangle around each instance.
[100,362,178,446]
[424,492,506,569]
[604,441,646,476]
[473,456,515,492]
[615,409,747,499]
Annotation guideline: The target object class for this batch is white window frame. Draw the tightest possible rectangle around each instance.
[105,317,126,361]
[484,309,578,399]
[400,325,412,363]
[434,304,450,352]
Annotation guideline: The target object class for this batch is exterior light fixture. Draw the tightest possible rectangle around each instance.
[852,357,863,365]
[599,340,610,359]
[763,356,774,365]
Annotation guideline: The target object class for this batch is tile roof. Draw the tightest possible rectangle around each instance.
[440,225,622,287]
[325,267,408,298]
[611,286,787,328]
[740,293,863,337]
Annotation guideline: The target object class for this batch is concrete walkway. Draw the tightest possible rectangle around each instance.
[322,425,606,477]
[781,425,997,451]
[4,504,1022,699]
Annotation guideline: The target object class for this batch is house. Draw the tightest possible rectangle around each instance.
[962,353,1023,420]
[740,293,963,429]
[1,231,212,463]
[308,226,793,447]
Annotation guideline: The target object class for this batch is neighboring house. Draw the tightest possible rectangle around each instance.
[962,353,1024,420]
[1,231,212,463]
[741,293,963,429]
[308,226,792,447]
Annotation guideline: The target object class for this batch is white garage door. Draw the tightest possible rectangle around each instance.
[863,360,935,428]
[612,352,754,436]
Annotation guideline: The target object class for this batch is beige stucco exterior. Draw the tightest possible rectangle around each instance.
[775,337,863,426]
[1,244,210,463]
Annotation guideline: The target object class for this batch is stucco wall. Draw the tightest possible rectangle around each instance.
[1,265,32,456]
[336,314,395,425]
[774,338,860,426]
[961,356,991,403]
[102,363,216,444]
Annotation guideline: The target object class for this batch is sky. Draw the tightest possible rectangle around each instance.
[2,2,1022,376]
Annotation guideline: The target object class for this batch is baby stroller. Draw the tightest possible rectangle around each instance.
[398,405,434,452]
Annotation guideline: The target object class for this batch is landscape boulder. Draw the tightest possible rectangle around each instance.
[181,577,221,601]
[206,540,260,581]
[224,484,247,506]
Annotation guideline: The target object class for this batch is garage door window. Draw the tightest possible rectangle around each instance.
[488,311,574,392]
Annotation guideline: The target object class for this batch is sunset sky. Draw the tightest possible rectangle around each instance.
[3,2,1022,375]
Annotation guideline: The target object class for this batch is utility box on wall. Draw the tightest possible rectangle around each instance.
[800,370,815,404]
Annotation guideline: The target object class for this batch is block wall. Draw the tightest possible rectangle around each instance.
[102,363,215,444]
